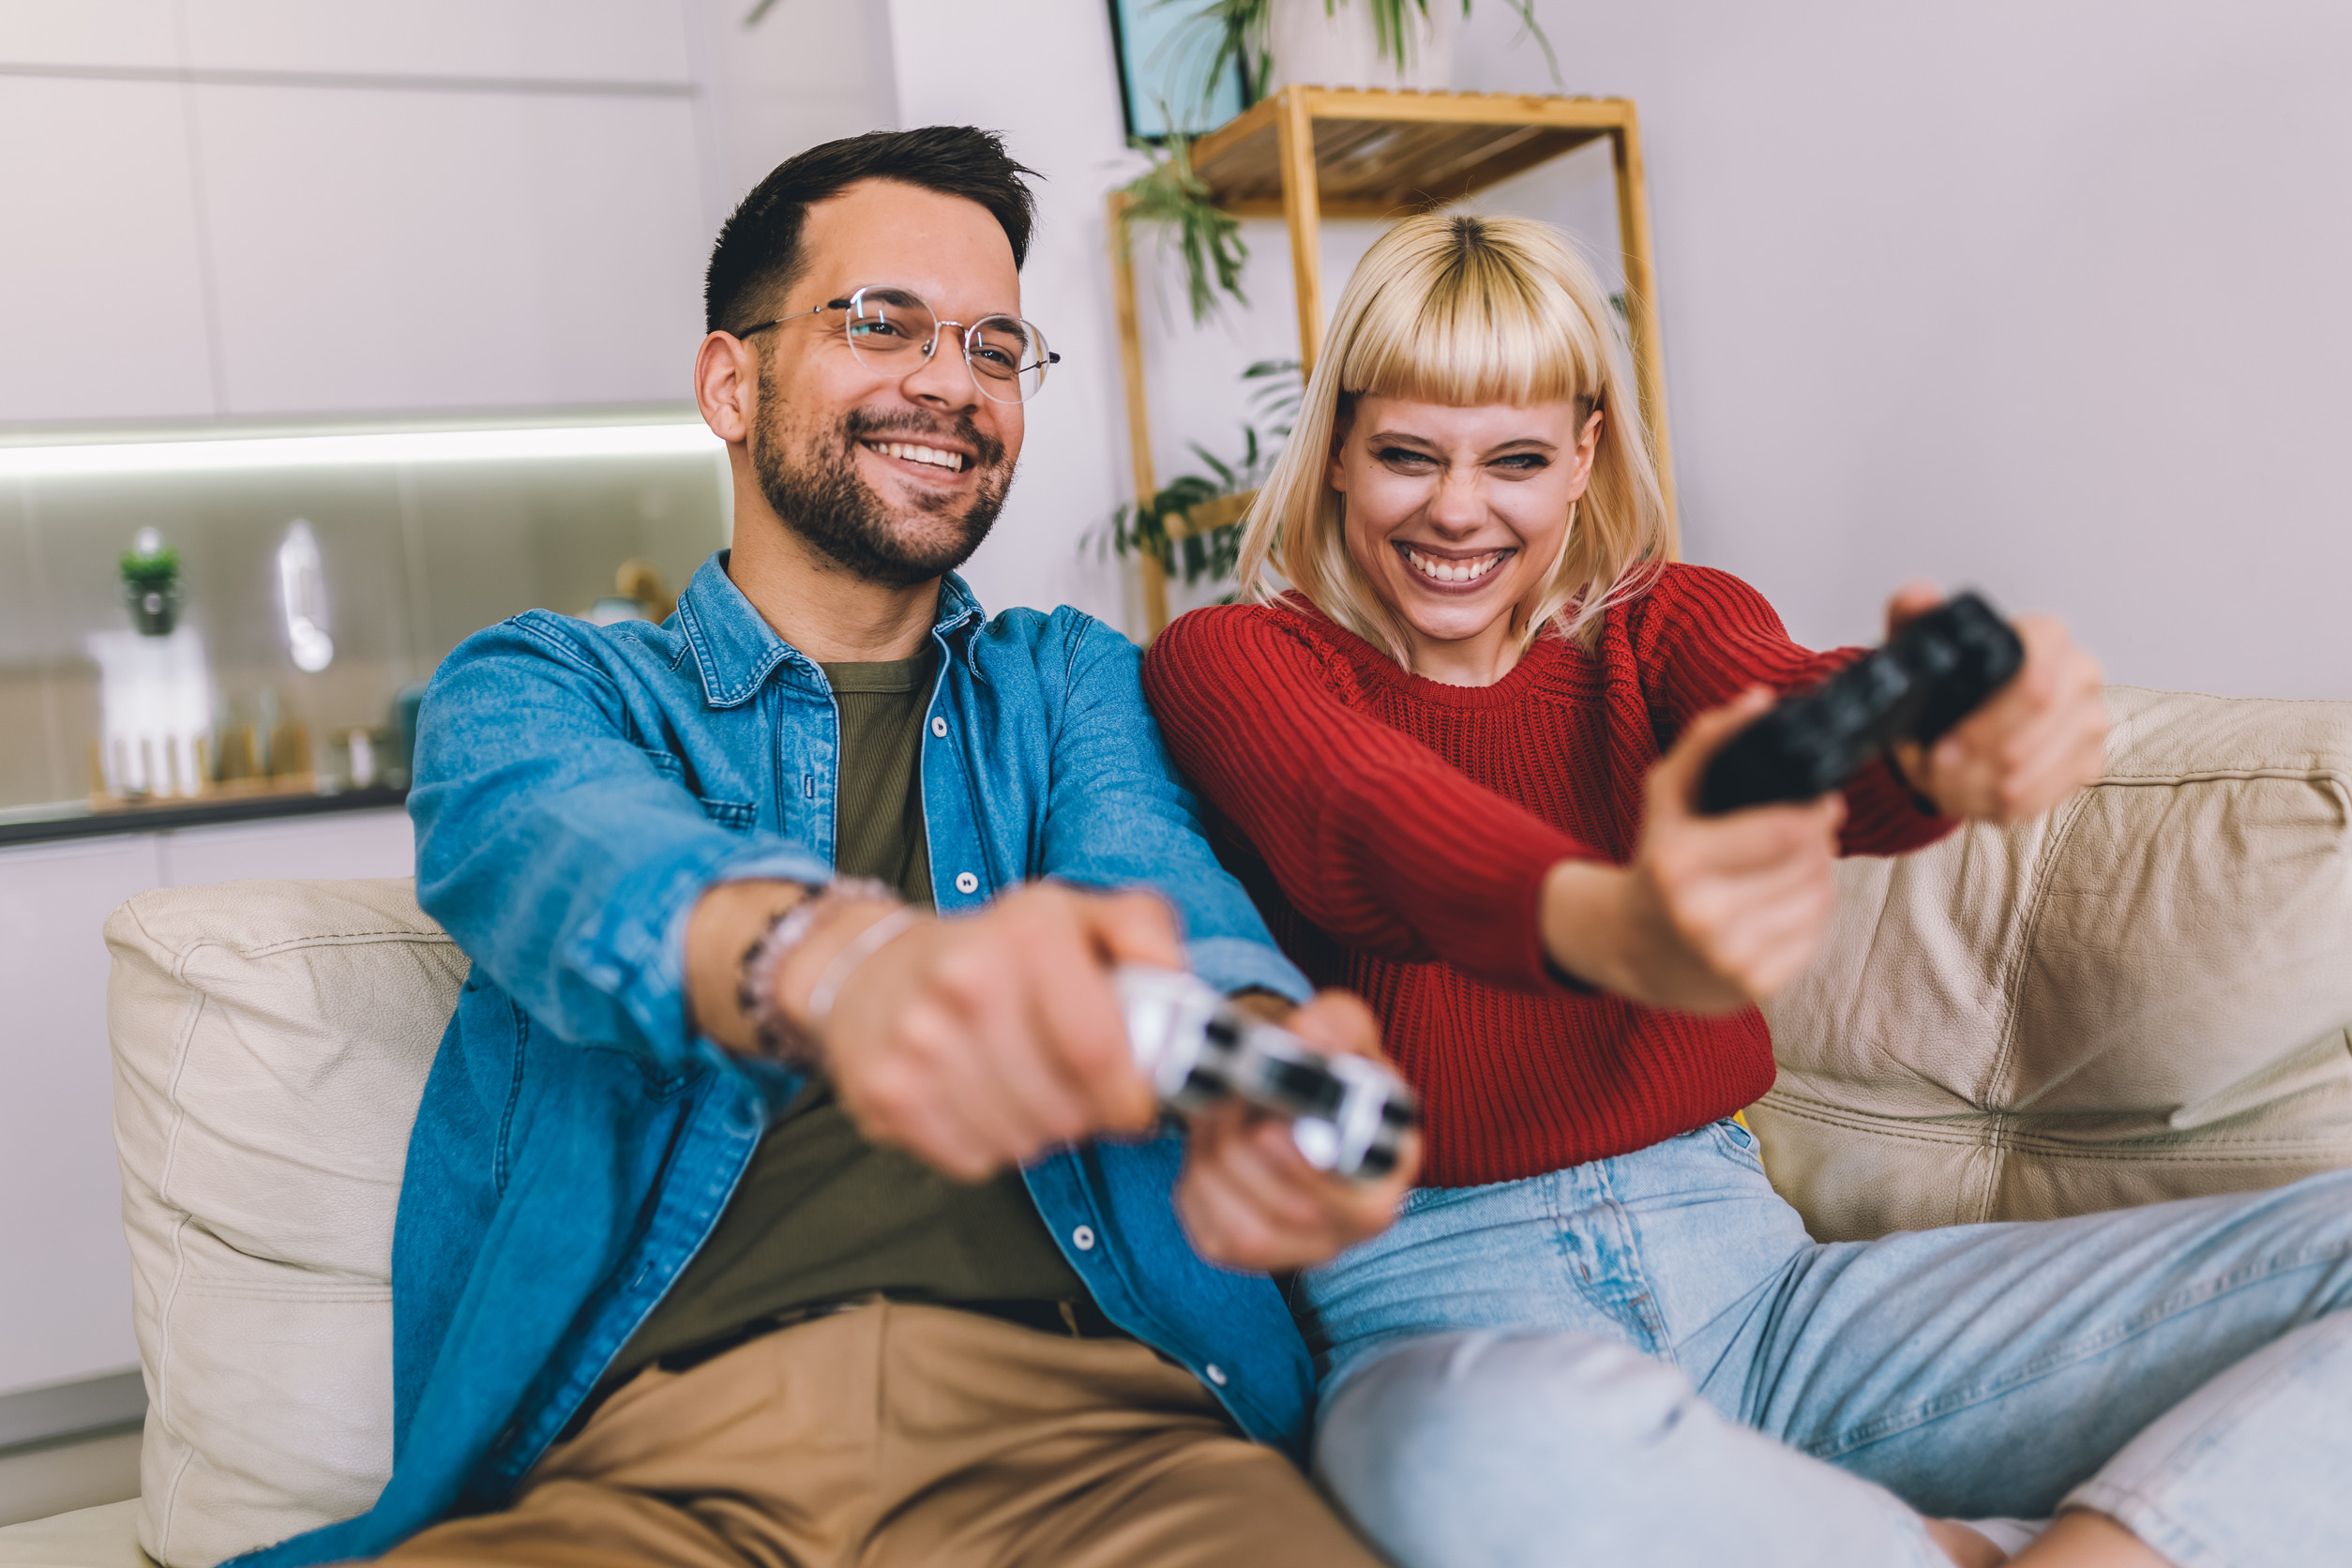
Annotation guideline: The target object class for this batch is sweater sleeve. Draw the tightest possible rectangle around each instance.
[1631,566,1957,858]
[1141,605,1601,993]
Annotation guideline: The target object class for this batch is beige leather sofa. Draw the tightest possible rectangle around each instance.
[4,685,2347,1568]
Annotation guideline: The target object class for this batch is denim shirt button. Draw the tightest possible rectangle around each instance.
[955,871,980,895]
[1205,1364,1229,1386]
[1071,1225,1096,1251]
[930,716,949,738]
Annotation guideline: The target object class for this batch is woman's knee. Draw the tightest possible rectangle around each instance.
[1311,1331,1711,1566]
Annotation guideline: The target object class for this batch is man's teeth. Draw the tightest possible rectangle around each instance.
[1404,547,1506,584]
[867,440,965,472]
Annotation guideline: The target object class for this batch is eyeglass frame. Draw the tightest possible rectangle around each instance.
[733,285,1061,403]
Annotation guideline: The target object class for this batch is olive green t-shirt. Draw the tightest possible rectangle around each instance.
[609,647,1087,1380]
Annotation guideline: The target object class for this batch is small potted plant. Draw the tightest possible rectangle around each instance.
[1183,0,1555,105]
[121,529,182,637]
[1116,131,1250,326]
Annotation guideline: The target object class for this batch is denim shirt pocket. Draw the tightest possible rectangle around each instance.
[636,745,756,835]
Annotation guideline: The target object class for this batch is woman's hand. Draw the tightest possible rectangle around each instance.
[1541,688,1845,1013]
[1883,583,2108,822]
[1174,988,1416,1271]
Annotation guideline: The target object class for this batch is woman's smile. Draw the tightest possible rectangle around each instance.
[1395,541,1516,591]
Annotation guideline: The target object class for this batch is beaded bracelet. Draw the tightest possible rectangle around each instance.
[735,877,895,1063]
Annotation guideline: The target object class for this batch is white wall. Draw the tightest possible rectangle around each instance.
[1447,0,2352,698]
[978,0,2352,695]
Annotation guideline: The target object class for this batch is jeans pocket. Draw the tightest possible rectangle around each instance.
[1711,1116,1765,1168]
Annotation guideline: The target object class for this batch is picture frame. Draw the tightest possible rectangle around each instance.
[1105,0,1251,141]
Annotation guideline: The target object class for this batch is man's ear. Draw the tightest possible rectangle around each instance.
[695,332,758,446]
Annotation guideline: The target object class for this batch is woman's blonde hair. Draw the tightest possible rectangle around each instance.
[1235,211,1669,659]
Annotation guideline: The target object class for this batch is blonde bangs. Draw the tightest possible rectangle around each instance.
[1236,211,1669,665]
[1339,242,1602,413]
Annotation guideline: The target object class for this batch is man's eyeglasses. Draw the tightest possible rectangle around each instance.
[738,286,1060,404]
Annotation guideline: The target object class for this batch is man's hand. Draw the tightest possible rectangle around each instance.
[1883,582,2108,823]
[1542,687,1845,1013]
[1173,989,1416,1272]
[800,882,1175,1181]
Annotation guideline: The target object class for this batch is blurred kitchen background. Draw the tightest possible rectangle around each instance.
[6,0,2350,1528]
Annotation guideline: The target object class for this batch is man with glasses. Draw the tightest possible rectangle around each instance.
[239,128,1410,1568]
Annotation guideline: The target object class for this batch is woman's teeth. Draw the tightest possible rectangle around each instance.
[1404,547,1507,585]
[865,440,966,472]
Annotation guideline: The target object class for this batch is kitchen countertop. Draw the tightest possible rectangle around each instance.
[0,785,410,847]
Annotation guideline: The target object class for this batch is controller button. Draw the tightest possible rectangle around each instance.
[1205,1364,1229,1386]
[955,871,980,895]
[1071,1225,1096,1251]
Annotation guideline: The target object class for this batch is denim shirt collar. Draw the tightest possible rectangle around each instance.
[671,550,987,709]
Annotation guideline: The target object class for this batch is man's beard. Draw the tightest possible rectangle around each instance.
[750,369,1012,589]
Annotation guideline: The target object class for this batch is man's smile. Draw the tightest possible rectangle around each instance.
[862,438,970,475]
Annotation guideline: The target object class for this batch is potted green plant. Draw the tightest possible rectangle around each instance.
[1095,359,1301,590]
[1183,0,1556,103]
[120,529,182,637]
[1116,132,1250,326]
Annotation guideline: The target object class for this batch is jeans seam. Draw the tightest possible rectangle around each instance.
[2063,1483,2232,1568]
[1578,1161,1677,1364]
[1802,1244,2352,1459]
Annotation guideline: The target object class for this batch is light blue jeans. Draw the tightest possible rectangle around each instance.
[1301,1121,2352,1568]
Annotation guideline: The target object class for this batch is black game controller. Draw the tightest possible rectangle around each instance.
[1117,966,1417,1181]
[1697,592,2025,817]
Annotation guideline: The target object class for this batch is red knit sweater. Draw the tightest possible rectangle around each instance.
[1141,565,1956,1185]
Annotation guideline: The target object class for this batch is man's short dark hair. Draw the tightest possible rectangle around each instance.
[703,126,1040,336]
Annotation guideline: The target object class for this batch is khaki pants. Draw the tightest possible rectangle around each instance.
[379,1300,1381,1568]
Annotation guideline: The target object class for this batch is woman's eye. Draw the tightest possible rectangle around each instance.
[1492,453,1548,472]
[1377,447,1438,468]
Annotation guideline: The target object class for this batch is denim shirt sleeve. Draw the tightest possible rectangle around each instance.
[409,614,831,1067]
[1041,613,1310,1005]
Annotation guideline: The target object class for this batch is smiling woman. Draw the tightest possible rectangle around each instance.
[1234,211,1667,685]
[1136,208,2261,1568]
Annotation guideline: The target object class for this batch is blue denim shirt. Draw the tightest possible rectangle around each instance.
[237,554,1318,1566]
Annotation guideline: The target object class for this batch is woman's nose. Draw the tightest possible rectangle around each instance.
[1425,468,1485,532]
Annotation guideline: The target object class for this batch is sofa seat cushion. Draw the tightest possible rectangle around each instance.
[1755,686,2352,1240]
[0,1501,153,1567]
[105,880,463,1568]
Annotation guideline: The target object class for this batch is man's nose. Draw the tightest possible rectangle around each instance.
[901,324,982,411]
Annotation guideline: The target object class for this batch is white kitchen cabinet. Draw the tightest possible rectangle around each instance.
[159,807,415,886]
[0,835,164,1395]
[0,76,219,426]
[0,1,177,69]
[179,0,694,85]
[191,83,711,417]
[0,807,415,1402]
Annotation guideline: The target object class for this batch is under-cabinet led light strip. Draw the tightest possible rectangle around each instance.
[0,420,724,478]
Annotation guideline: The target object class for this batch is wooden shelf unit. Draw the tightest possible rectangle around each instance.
[1110,87,1677,636]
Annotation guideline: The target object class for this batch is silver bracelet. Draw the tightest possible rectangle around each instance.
[805,906,923,1031]
[736,877,895,1063]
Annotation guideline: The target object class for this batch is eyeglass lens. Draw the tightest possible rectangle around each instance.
[839,288,1053,403]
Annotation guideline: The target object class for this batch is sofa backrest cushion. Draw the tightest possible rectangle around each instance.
[106,879,462,1568]
[1756,686,2352,1240]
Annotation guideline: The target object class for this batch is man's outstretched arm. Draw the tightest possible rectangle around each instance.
[411,618,833,1066]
